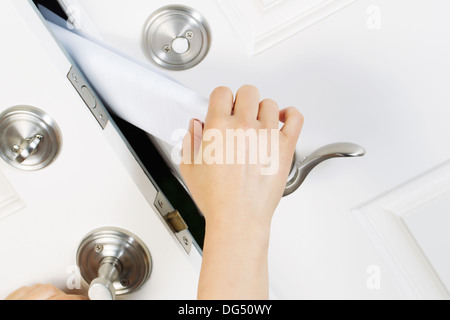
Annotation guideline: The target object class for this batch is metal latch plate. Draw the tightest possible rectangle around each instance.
[67,66,108,129]
[154,191,193,254]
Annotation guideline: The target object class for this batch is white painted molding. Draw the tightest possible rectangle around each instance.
[0,170,24,221]
[352,160,450,300]
[258,0,285,11]
[217,0,357,56]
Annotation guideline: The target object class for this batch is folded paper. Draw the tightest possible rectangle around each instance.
[47,20,208,145]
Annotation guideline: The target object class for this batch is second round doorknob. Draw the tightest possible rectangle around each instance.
[76,227,152,300]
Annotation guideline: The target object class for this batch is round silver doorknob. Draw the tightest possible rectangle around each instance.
[77,227,152,300]
[142,5,211,70]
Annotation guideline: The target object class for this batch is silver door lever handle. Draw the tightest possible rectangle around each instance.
[13,134,44,164]
[283,143,366,197]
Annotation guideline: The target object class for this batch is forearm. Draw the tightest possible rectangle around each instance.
[181,86,303,300]
[198,216,271,300]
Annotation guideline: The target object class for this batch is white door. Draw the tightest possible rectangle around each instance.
[0,0,201,300]
[15,0,450,299]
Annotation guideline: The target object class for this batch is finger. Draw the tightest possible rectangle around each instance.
[258,98,279,128]
[5,284,40,300]
[181,119,194,165]
[205,87,234,122]
[192,119,203,162]
[234,85,261,121]
[21,284,62,300]
[50,294,89,300]
[181,119,203,165]
[280,107,304,143]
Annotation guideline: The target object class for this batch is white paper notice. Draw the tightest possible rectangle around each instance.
[47,21,208,145]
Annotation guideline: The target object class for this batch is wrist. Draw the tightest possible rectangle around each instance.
[204,212,272,247]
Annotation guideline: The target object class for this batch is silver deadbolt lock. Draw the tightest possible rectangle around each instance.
[0,106,62,170]
[77,227,152,300]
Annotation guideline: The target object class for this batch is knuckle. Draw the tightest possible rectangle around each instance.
[238,84,260,96]
[41,284,60,295]
[240,84,257,90]
[288,107,304,122]
[206,117,226,130]
[236,118,256,131]
[296,111,305,124]
[261,98,279,110]
[211,86,233,97]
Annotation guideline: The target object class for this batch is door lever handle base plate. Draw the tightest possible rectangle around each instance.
[76,227,152,297]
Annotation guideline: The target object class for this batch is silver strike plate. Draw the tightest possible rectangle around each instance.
[142,5,211,70]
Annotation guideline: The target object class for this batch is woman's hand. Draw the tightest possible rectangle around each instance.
[5,284,88,300]
[180,85,303,228]
[180,85,303,299]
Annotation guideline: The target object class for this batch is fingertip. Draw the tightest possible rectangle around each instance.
[260,98,279,108]
[237,84,260,95]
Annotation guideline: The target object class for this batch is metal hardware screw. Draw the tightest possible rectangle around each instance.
[120,279,129,287]
[94,243,103,253]
[163,45,172,53]
[183,236,189,246]
[185,31,194,39]
[11,145,20,153]
[157,199,164,208]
